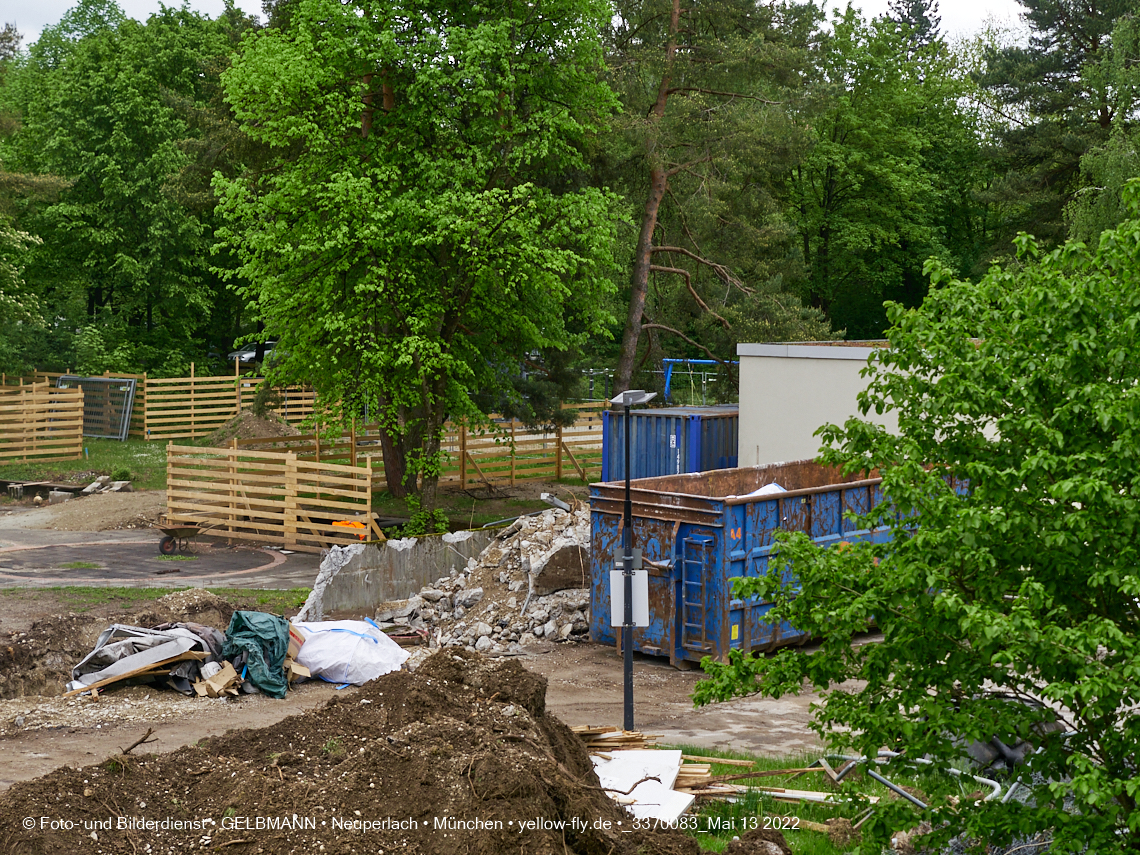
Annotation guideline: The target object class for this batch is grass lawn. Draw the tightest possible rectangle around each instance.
[666,744,965,853]
[0,438,168,490]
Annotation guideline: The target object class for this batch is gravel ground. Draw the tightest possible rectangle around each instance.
[1,491,167,532]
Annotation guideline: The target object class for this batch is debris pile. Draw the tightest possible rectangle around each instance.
[0,590,241,700]
[382,505,592,657]
[0,649,698,855]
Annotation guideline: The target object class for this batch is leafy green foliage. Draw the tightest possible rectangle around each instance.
[791,8,981,338]
[1,1,250,374]
[695,182,1140,851]
[401,509,451,538]
[606,0,835,391]
[975,0,1134,252]
[216,0,620,508]
[1067,14,1140,243]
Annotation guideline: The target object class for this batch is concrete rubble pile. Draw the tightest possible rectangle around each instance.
[376,505,592,660]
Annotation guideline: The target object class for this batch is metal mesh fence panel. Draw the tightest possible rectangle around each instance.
[56,376,137,441]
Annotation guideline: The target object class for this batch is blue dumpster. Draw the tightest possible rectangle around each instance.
[589,459,891,666]
[601,405,738,482]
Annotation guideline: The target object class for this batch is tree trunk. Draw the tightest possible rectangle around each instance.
[376,423,409,498]
[612,0,682,398]
[418,426,442,515]
[614,167,668,395]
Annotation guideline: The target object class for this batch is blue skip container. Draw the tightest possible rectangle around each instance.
[589,459,891,666]
[601,405,738,482]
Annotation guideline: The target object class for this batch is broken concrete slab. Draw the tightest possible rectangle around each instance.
[533,544,588,595]
[82,476,110,494]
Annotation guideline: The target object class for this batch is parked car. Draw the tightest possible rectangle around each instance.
[227,341,277,364]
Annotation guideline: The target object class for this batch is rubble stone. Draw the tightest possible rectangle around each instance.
[455,587,484,609]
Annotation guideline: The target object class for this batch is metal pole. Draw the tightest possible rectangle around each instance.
[623,402,634,731]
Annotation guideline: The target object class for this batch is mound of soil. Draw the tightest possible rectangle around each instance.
[0,589,239,700]
[204,410,300,446]
[133,588,237,631]
[0,650,698,855]
[0,614,107,699]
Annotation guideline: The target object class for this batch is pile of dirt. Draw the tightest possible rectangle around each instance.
[0,589,238,700]
[203,410,300,446]
[394,506,591,656]
[0,613,107,699]
[0,650,699,855]
[133,588,238,630]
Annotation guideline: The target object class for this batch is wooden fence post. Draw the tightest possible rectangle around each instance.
[350,419,357,468]
[284,452,298,548]
[510,419,516,486]
[189,362,197,438]
[235,358,242,412]
[459,425,467,486]
[556,422,563,480]
[166,441,173,516]
[229,439,238,534]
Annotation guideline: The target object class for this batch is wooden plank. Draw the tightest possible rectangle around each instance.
[562,442,589,480]
[62,651,209,697]
[681,754,755,767]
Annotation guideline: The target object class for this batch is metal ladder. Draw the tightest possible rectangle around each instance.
[681,535,713,653]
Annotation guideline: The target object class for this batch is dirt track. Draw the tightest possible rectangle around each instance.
[0,583,836,796]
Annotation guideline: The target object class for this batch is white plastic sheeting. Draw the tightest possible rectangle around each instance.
[591,749,695,822]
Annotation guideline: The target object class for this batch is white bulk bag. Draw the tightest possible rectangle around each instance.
[292,620,408,685]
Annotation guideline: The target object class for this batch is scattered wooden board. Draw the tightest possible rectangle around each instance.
[680,754,755,767]
[63,651,209,697]
[571,726,660,752]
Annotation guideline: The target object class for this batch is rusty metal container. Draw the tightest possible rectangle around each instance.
[601,405,738,482]
[589,459,888,666]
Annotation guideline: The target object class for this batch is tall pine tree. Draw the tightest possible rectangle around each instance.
[976,0,1134,253]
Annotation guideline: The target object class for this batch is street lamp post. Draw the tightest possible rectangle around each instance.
[609,389,655,731]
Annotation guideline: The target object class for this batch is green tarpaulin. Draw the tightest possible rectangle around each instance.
[223,611,289,699]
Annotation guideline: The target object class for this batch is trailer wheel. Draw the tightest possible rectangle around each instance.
[159,536,177,555]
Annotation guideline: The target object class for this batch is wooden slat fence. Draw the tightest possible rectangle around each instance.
[0,383,85,462]
[4,367,316,441]
[234,402,607,487]
[166,443,382,553]
[142,369,316,440]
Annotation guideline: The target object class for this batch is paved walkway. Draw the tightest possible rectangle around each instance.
[0,530,320,589]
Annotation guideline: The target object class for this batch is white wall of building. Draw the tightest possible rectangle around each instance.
[736,343,895,467]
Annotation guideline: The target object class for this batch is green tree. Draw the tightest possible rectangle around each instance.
[2,2,246,374]
[216,0,620,508]
[1068,14,1140,243]
[791,9,981,338]
[976,0,1134,252]
[886,0,940,50]
[695,180,1140,851]
[608,0,834,396]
